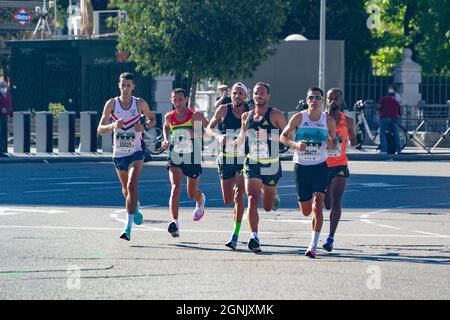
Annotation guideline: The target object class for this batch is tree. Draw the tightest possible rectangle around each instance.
[109,0,286,106]
[368,0,450,75]
[278,0,376,70]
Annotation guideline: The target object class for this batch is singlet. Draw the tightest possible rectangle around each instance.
[293,110,329,166]
[218,103,248,159]
[245,108,280,164]
[168,108,200,163]
[327,112,349,167]
[111,96,142,158]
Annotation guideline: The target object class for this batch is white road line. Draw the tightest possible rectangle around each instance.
[23,189,71,194]
[387,186,438,191]
[263,219,311,224]
[27,177,89,181]
[436,202,450,206]
[412,230,447,237]
[89,186,121,190]
[114,218,162,231]
[0,225,448,238]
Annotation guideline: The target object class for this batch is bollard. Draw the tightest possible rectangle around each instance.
[36,112,54,153]
[101,131,113,153]
[58,112,76,153]
[79,112,98,152]
[13,112,31,153]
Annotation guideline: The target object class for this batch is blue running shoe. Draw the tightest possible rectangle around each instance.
[133,202,143,225]
[120,226,131,241]
[322,236,334,252]
[248,238,262,253]
[225,234,238,250]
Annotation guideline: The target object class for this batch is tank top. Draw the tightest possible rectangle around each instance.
[111,96,142,158]
[168,108,200,163]
[245,108,280,163]
[327,112,349,167]
[293,110,329,166]
[218,103,248,158]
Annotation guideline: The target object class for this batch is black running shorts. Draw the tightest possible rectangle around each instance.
[243,159,282,187]
[294,161,328,202]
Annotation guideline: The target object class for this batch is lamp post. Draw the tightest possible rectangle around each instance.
[318,0,326,91]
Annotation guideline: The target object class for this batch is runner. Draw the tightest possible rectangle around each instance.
[206,82,250,250]
[280,87,336,258]
[237,82,287,253]
[323,88,356,252]
[162,88,209,238]
[97,72,155,241]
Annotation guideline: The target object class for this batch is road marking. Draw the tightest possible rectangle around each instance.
[263,219,311,224]
[387,186,438,191]
[27,177,89,181]
[0,208,69,216]
[412,230,447,237]
[23,189,71,194]
[0,224,448,238]
[349,183,406,188]
[56,179,169,186]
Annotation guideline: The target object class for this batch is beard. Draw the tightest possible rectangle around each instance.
[329,103,340,111]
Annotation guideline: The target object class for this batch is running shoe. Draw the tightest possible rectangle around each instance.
[193,193,206,222]
[133,202,143,225]
[168,221,179,238]
[272,193,281,211]
[120,226,131,241]
[305,245,317,258]
[248,237,262,253]
[225,234,238,250]
[322,236,334,252]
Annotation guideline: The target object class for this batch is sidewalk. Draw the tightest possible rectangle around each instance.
[1,145,450,164]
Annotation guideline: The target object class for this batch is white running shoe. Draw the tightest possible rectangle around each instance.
[193,193,206,222]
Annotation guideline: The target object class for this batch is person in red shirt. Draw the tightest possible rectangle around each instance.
[0,81,13,157]
[377,87,401,154]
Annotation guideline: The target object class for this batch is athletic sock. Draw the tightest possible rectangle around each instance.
[251,232,259,241]
[311,231,320,249]
[233,222,241,238]
[127,213,134,228]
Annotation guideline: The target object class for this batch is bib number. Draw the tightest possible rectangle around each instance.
[299,143,322,161]
[116,132,136,153]
[249,141,269,159]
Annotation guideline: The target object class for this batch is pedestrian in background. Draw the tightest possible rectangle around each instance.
[0,81,13,157]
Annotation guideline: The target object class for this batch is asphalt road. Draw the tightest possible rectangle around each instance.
[0,160,449,300]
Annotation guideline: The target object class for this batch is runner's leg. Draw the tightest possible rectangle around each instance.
[169,166,183,221]
[328,176,346,237]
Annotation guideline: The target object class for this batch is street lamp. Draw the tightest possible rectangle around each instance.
[318,0,326,91]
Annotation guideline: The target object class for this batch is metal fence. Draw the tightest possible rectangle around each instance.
[345,68,394,108]
[421,74,450,105]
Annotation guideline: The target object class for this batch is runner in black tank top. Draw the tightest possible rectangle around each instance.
[205,82,249,250]
[236,82,287,253]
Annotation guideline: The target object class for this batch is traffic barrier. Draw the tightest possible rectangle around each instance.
[13,112,31,153]
[36,112,53,153]
[58,112,76,153]
[79,112,98,152]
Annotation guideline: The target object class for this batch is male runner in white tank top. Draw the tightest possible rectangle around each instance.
[281,87,336,258]
[98,73,155,241]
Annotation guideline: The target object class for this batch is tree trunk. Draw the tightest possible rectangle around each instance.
[189,74,198,109]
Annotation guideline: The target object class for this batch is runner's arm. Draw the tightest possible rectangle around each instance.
[205,105,227,139]
[138,98,156,130]
[280,112,302,149]
[346,116,357,147]
[162,113,171,150]
[235,112,249,148]
[97,99,119,134]
[327,116,337,149]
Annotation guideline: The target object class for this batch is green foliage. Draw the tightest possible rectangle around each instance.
[48,103,67,119]
[110,0,286,85]
[367,0,450,75]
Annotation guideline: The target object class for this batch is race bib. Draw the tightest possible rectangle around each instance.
[173,136,193,153]
[249,140,269,159]
[116,132,136,154]
[299,142,323,161]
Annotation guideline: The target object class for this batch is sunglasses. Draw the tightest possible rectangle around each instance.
[307,95,323,101]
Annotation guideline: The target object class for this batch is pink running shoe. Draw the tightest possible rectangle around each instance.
[193,193,206,222]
